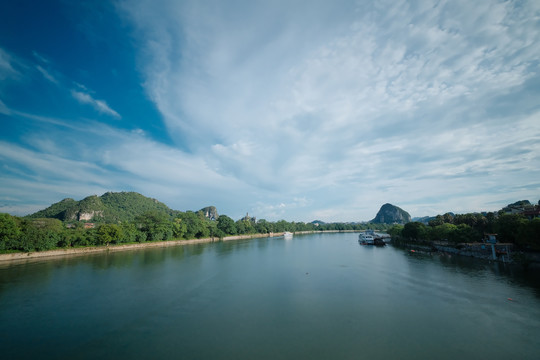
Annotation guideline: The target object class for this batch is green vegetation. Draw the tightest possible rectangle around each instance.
[1,192,391,253]
[12,191,539,254]
[390,212,540,250]
[27,192,178,223]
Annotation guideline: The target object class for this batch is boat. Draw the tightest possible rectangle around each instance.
[359,231,386,246]
[359,233,375,245]
[283,232,293,239]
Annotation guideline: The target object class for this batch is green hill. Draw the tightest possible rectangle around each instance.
[27,197,78,220]
[27,192,179,223]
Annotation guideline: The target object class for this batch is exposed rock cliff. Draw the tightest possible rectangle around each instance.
[199,206,219,220]
[77,210,104,221]
[371,203,411,224]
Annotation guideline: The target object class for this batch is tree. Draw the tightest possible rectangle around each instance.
[97,224,123,245]
[120,223,138,243]
[448,224,478,244]
[402,222,428,241]
[172,217,187,239]
[453,213,487,233]
[235,219,246,234]
[217,215,236,235]
[274,220,290,232]
[255,219,270,234]
[428,215,444,227]
[17,219,60,252]
[485,212,497,233]
[176,211,209,239]
[135,211,172,241]
[205,219,223,239]
[0,213,21,251]
[496,214,527,243]
[387,224,404,238]
[31,218,64,233]
[516,218,540,250]
[430,223,457,241]
[443,213,454,223]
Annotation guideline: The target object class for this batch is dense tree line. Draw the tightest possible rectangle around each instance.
[388,212,540,250]
[0,211,388,253]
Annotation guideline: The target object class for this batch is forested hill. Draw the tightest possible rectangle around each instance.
[26,192,179,223]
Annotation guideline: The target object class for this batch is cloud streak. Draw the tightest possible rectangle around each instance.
[36,65,59,84]
[71,90,121,119]
[0,48,19,80]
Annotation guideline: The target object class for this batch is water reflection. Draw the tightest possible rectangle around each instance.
[1,234,540,360]
[394,244,540,298]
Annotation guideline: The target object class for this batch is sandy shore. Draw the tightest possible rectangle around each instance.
[0,231,324,264]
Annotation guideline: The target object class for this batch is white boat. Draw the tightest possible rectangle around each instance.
[359,233,375,245]
[283,232,293,239]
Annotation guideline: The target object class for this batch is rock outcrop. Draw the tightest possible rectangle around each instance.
[501,200,532,214]
[77,210,104,221]
[371,203,411,224]
[199,206,219,220]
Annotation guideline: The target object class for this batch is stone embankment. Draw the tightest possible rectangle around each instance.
[397,240,540,265]
[432,242,514,262]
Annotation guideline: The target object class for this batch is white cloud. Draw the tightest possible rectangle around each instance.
[71,90,121,118]
[32,51,50,64]
[0,110,257,218]
[0,99,10,115]
[2,1,540,222]
[0,47,20,80]
[1,47,122,122]
[36,65,58,84]
[117,0,540,220]
[0,141,111,186]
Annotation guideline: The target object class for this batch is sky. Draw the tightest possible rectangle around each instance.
[0,0,539,222]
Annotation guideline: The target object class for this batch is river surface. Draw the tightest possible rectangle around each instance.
[1,233,540,359]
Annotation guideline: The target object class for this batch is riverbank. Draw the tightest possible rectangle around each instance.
[0,230,330,264]
[394,240,540,268]
[397,242,514,261]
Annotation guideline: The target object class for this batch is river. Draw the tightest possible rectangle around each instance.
[1,232,539,359]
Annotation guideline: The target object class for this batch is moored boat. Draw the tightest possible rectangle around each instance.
[359,231,386,246]
[359,233,375,245]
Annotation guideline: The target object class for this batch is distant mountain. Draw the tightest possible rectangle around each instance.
[199,206,219,220]
[506,200,531,207]
[501,200,532,213]
[371,203,411,224]
[311,220,326,225]
[27,192,178,223]
[412,216,435,225]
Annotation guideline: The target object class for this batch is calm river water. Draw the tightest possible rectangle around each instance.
[1,233,540,359]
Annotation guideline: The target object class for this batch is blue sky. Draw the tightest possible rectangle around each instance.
[1,0,539,222]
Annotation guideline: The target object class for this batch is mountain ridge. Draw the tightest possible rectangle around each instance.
[27,192,180,223]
